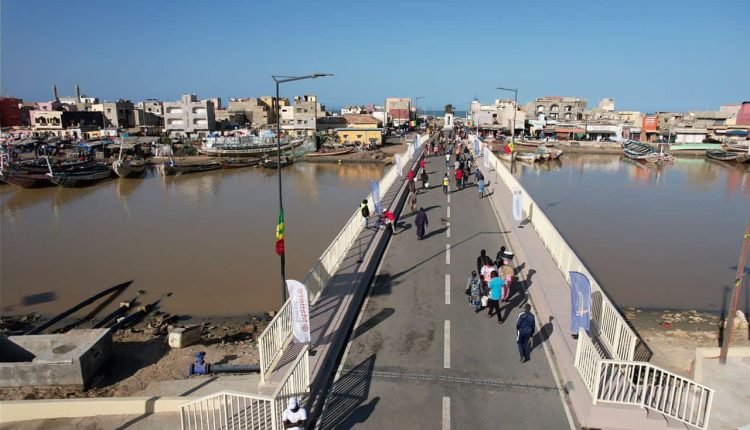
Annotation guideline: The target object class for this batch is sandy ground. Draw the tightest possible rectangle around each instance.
[0,315,268,400]
[624,307,750,377]
[301,136,410,164]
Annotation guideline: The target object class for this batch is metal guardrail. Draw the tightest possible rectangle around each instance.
[180,346,310,430]
[258,134,429,382]
[574,329,713,429]
[482,143,642,361]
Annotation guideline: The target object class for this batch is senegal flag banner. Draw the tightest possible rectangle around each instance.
[275,209,285,256]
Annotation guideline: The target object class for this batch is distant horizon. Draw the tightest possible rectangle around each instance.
[2,0,748,114]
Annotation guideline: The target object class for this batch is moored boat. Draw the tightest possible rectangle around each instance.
[623,141,656,160]
[1,170,54,188]
[47,164,113,187]
[305,148,354,157]
[200,136,305,157]
[221,157,262,169]
[162,159,223,176]
[706,149,750,163]
[113,158,146,178]
[515,152,539,163]
[261,156,294,169]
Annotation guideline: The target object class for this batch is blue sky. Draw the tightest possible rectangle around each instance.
[2,0,748,113]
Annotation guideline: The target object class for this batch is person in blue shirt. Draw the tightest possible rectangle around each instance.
[516,304,536,362]
[486,271,505,323]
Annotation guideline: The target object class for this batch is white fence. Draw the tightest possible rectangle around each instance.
[574,329,713,429]
[480,141,642,361]
[180,346,310,430]
[258,134,429,382]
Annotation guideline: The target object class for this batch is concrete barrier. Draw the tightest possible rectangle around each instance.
[0,396,187,423]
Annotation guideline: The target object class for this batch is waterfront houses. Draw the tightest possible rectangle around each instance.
[163,94,216,138]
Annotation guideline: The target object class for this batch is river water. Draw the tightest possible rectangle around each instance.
[512,154,750,312]
[1,163,384,317]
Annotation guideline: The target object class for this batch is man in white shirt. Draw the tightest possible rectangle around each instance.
[282,397,307,429]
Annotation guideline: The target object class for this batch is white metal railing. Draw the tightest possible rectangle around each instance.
[180,346,310,430]
[480,142,640,361]
[573,328,602,399]
[180,391,276,430]
[258,134,429,382]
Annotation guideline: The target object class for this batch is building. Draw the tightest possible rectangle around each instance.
[134,99,164,127]
[163,94,216,138]
[640,114,659,142]
[686,111,732,128]
[674,128,708,144]
[386,98,411,126]
[92,100,135,128]
[525,96,587,121]
[342,114,381,128]
[598,98,615,112]
[335,128,382,147]
[618,111,643,126]
[281,95,322,136]
[470,99,525,132]
[0,97,23,127]
[215,109,247,130]
[228,97,287,127]
[736,101,750,126]
[29,110,103,138]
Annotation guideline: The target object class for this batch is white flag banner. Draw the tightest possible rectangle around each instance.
[483,147,491,168]
[286,280,311,343]
[512,189,524,222]
[395,154,403,176]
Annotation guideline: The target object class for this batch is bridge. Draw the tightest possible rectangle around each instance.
[177,133,714,430]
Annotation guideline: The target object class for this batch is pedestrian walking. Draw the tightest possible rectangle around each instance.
[419,158,426,170]
[382,209,396,234]
[420,168,429,190]
[466,270,483,312]
[414,206,428,240]
[282,397,307,430]
[478,178,485,198]
[453,159,460,172]
[455,168,463,189]
[476,249,492,274]
[407,170,416,193]
[360,199,370,229]
[409,191,418,213]
[445,153,450,168]
[442,174,450,195]
[516,304,536,362]
[474,169,482,184]
[486,271,505,323]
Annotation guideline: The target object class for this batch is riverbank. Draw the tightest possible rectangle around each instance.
[624,307,750,377]
[0,313,269,401]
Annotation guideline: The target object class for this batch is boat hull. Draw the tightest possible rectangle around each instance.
[113,160,146,178]
[706,149,750,163]
[48,167,113,187]
[163,161,223,176]
[1,171,54,188]
[221,157,261,169]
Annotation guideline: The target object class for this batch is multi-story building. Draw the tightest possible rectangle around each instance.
[134,99,164,127]
[215,109,247,130]
[92,100,135,128]
[0,97,23,127]
[598,98,615,112]
[470,99,525,132]
[228,97,288,127]
[618,111,643,126]
[163,94,216,138]
[281,95,322,136]
[29,110,103,138]
[386,98,412,126]
[736,101,750,126]
[525,96,587,121]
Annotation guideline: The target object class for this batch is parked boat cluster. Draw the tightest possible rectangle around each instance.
[619,140,749,164]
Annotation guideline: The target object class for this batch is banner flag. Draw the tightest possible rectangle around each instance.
[371,180,381,214]
[286,280,311,343]
[569,271,592,334]
[395,154,403,177]
[512,189,524,222]
[473,137,480,155]
[483,147,491,168]
[275,209,285,256]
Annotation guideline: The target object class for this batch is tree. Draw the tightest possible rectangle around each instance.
[444,104,454,114]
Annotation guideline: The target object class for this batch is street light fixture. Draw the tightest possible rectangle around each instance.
[271,73,333,303]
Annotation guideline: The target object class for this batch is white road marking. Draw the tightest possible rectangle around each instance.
[444,320,450,369]
[445,274,450,305]
[445,244,450,264]
[446,222,450,238]
[447,194,450,204]
[442,397,450,430]
[447,206,451,218]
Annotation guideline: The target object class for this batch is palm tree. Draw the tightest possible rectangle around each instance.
[444,104,454,114]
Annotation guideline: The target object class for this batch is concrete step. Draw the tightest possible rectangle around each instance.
[588,403,676,430]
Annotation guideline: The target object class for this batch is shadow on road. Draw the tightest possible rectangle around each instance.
[532,316,554,351]
[353,308,395,340]
[318,354,377,430]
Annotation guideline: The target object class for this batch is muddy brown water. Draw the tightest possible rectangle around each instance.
[1,163,385,318]
[511,154,750,312]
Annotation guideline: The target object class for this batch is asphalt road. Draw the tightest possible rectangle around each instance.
[319,149,573,429]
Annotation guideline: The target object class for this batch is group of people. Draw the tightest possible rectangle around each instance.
[465,246,537,362]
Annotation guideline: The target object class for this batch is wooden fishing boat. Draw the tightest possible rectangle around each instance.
[1,170,54,188]
[16,158,95,174]
[200,136,305,157]
[305,148,354,157]
[162,159,223,176]
[221,157,261,169]
[48,164,113,187]
[623,141,656,160]
[498,153,513,162]
[113,157,146,178]
[261,156,294,169]
[706,149,750,163]
[515,152,539,163]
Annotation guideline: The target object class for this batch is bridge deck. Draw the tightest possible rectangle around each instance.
[318,150,574,429]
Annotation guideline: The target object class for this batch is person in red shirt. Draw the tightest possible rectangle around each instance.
[455,168,463,189]
[382,209,396,234]
[419,158,426,170]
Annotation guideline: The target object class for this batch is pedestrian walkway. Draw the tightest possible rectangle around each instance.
[319,151,573,429]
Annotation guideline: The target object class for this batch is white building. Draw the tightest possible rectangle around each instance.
[470,99,525,132]
[163,94,216,138]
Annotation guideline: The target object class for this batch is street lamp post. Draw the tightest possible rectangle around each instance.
[272,73,333,303]
[497,87,519,172]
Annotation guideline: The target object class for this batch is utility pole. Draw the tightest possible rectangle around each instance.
[720,218,750,364]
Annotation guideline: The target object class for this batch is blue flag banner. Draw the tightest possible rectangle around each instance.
[569,271,592,334]
[371,180,381,215]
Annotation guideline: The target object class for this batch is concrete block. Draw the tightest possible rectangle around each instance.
[0,329,111,389]
[168,326,201,348]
